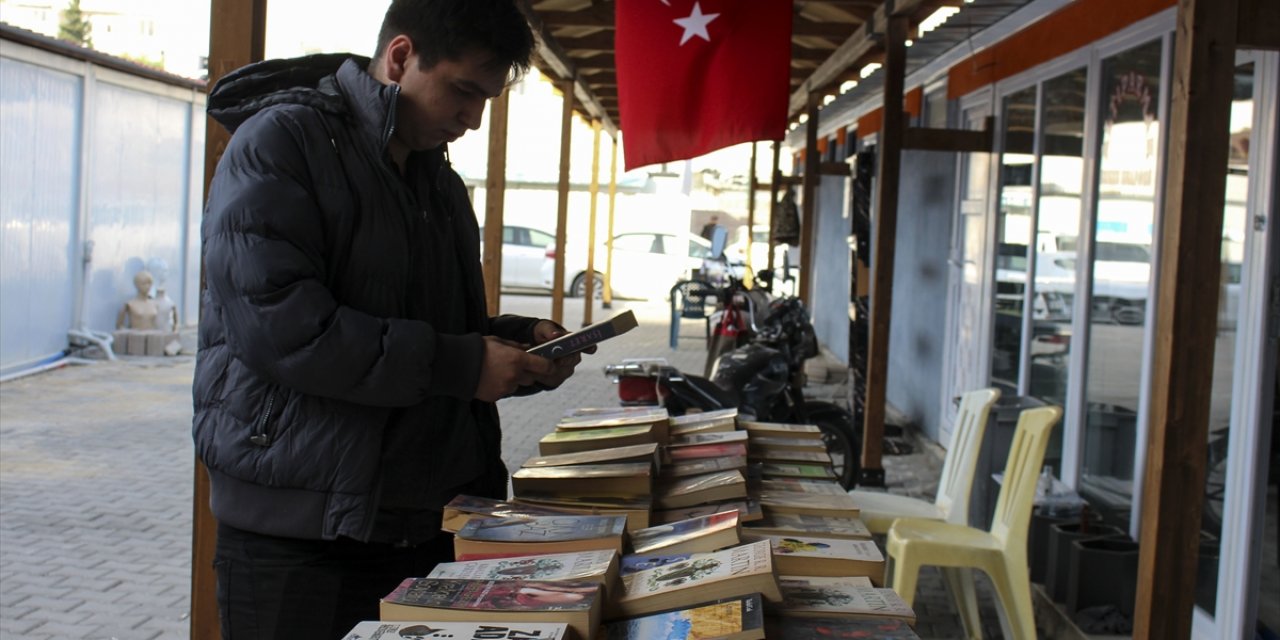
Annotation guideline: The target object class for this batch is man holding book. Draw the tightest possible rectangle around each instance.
[194,1,585,636]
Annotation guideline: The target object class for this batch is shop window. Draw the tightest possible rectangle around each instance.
[990,86,1037,392]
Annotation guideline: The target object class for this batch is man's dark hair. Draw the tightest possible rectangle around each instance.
[374,0,535,81]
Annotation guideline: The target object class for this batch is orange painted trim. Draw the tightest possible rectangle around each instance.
[858,109,883,138]
[817,137,829,154]
[905,86,923,117]
[836,127,848,147]
[948,0,1174,99]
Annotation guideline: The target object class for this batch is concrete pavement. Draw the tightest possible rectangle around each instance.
[0,294,989,638]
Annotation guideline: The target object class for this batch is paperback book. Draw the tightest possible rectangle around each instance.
[668,408,738,426]
[613,540,781,618]
[744,512,872,540]
[514,495,652,532]
[601,593,765,640]
[654,470,748,510]
[380,578,599,640]
[763,616,921,639]
[557,411,669,444]
[759,478,848,496]
[758,491,861,518]
[747,448,832,465]
[454,515,627,559]
[629,510,741,556]
[775,576,916,623]
[741,421,824,440]
[666,430,749,448]
[441,495,573,534]
[664,442,748,462]
[659,456,747,479]
[511,463,653,500]
[748,436,828,453]
[341,621,570,640]
[742,533,886,585]
[620,552,694,576]
[652,498,763,525]
[758,461,837,480]
[668,417,737,438]
[426,549,619,598]
[538,425,655,455]
[522,443,660,471]
[527,310,637,359]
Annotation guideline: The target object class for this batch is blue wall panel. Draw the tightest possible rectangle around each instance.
[811,176,852,364]
[0,58,80,370]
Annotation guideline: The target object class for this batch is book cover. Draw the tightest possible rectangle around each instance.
[668,408,738,426]
[667,430,749,448]
[660,456,747,479]
[664,442,748,462]
[775,576,916,623]
[668,418,736,438]
[602,594,765,640]
[521,443,660,470]
[745,513,872,540]
[629,510,741,556]
[760,478,848,496]
[527,310,637,358]
[564,406,670,420]
[341,620,570,640]
[380,578,599,640]
[513,495,652,532]
[652,499,763,525]
[457,515,627,544]
[441,495,574,534]
[655,470,748,509]
[620,552,694,576]
[742,533,885,584]
[759,461,837,480]
[512,463,652,500]
[748,436,828,452]
[427,549,617,583]
[758,491,860,518]
[615,540,781,617]
[763,616,921,639]
[748,449,832,465]
[741,421,824,439]
[538,425,655,455]
[557,412,668,430]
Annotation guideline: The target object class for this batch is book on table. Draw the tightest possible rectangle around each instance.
[668,408,738,427]
[654,470,748,510]
[743,512,872,540]
[758,461,837,481]
[538,425,656,456]
[601,593,765,640]
[342,620,571,640]
[651,498,763,525]
[747,448,832,465]
[773,575,916,623]
[629,510,741,556]
[441,495,575,534]
[741,421,824,440]
[742,533,886,585]
[663,441,748,462]
[513,495,652,532]
[757,491,860,518]
[658,455,747,480]
[527,310,637,359]
[612,539,781,618]
[380,578,599,640]
[666,430,749,448]
[668,417,737,438]
[521,443,661,472]
[748,436,828,453]
[511,463,653,501]
[619,551,696,576]
[454,515,627,560]
[558,409,670,444]
[763,615,922,639]
[426,548,620,599]
[759,478,848,496]
[563,406,670,421]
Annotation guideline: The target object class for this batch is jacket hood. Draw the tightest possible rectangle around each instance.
[206,54,366,133]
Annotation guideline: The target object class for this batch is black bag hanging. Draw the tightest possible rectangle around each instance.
[772,186,801,246]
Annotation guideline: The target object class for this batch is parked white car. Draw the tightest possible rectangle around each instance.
[478,225,557,291]
[541,232,721,300]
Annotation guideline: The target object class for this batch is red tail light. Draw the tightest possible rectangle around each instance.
[618,376,666,404]
[545,247,557,259]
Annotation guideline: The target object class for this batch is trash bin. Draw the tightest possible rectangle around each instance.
[967,395,1057,529]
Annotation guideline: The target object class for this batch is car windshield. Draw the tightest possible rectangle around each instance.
[688,239,711,258]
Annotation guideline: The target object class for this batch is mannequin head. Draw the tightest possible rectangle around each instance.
[133,270,154,298]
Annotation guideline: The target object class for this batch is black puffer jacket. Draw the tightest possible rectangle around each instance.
[194,55,535,542]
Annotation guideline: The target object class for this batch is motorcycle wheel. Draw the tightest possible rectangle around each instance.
[814,414,860,490]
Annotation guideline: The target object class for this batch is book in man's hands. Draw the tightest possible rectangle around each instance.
[774,576,916,623]
[528,310,637,359]
[341,620,570,640]
[380,578,599,640]
[612,539,781,618]
[602,593,765,640]
[454,515,627,560]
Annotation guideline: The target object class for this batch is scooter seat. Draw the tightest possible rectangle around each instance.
[684,374,741,410]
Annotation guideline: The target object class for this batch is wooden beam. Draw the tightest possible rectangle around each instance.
[902,118,995,152]
[799,94,821,307]
[793,43,839,62]
[551,79,574,326]
[747,142,759,284]
[860,13,908,488]
[777,175,804,186]
[540,5,614,29]
[1133,0,1238,636]
[557,31,614,52]
[767,143,782,277]
[1237,0,1279,49]
[583,120,602,327]
[789,0,924,116]
[793,19,865,39]
[820,161,852,176]
[483,89,510,316]
[518,2,616,136]
[195,1,267,638]
[603,136,618,309]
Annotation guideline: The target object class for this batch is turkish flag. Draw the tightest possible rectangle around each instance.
[615,0,793,170]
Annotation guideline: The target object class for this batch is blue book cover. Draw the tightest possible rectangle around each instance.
[603,594,764,639]
[620,552,694,576]
[458,514,627,543]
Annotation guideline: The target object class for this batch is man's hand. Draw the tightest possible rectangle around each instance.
[529,319,593,390]
[476,336,555,402]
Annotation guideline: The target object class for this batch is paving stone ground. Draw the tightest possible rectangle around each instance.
[0,293,993,639]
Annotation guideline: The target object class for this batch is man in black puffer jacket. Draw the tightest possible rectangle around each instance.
[194,1,583,636]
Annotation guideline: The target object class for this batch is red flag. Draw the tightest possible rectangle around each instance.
[615,0,793,170]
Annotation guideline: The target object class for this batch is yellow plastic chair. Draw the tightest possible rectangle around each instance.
[887,405,1061,640]
[852,388,1001,535]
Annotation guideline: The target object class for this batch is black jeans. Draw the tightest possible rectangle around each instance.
[213,522,454,640]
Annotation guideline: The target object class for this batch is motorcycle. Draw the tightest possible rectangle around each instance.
[605,285,862,489]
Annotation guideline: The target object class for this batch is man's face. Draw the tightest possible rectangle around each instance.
[391,45,507,151]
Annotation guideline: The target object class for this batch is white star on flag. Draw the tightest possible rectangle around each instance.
[674,2,720,45]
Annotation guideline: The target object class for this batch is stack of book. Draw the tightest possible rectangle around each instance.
[349,403,920,640]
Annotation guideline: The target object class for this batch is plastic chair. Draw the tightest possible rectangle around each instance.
[668,279,717,349]
[851,388,1001,535]
[887,405,1061,640]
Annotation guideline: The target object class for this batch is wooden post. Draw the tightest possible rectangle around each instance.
[860,13,908,487]
[583,120,602,326]
[1133,0,1238,636]
[603,136,618,309]
[483,88,510,316]
[195,1,267,638]
[799,95,821,306]
[767,142,782,278]
[551,79,575,326]
[745,142,759,286]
